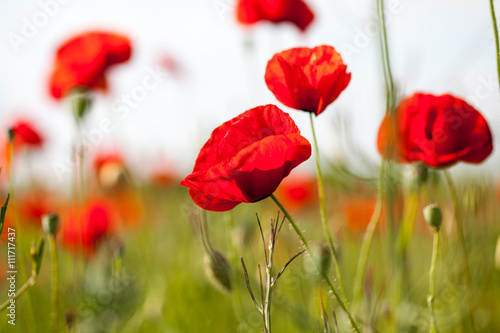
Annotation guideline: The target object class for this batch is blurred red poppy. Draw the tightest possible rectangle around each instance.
[265,45,351,116]
[93,151,125,189]
[62,199,117,256]
[10,120,44,148]
[377,93,493,167]
[275,173,317,211]
[181,104,311,211]
[236,0,314,32]
[49,31,132,99]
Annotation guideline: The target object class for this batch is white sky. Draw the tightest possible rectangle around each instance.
[0,0,499,187]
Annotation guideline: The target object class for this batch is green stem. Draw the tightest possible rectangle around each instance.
[490,0,500,97]
[0,274,37,311]
[309,113,348,305]
[352,165,384,309]
[396,191,420,255]
[265,242,274,332]
[49,234,60,333]
[443,170,476,332]
[428,230,440,333]
[270,194,361,333]
[377,0,396,114]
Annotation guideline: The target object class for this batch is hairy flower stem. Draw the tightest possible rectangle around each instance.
[49,234,60,333]
[352,164,384,310]
[443,170,477,332]
[428,230,440,333]
[0,273,38,311]
[270,194,361,333]
[309,113,348,305]
[490,0,500,98]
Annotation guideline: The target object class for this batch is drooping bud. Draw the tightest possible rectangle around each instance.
[404,162,428,192]
[204,250,232,293]
[423,203,442,231]
[72,90,93,120]
[30,236,45,276]
[306,243,332,277]
[7,127,15,143]
[42,212,60,235]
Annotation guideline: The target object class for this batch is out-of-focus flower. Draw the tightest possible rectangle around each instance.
[343,197,378,233]
[275,173,317,211]
[62,199,117,256]
[236,0,314,32]
[265,45,351,116]
[377,93,493,167]
[93,152,126,189]
[49,31,132,99]
[18,191,53,227]
[181,104,311,212]
[9,120,44,149]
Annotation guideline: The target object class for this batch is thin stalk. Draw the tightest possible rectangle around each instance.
[352,165,384,309]
[428,230,440,333]
[443,170,476,332]
[49,234,60,333]
[269,194,361,333]
[309,113,348,304]
[377,0,396,114]
[264,243,274,332]
[490,0,500,97]
[0,274,37,310]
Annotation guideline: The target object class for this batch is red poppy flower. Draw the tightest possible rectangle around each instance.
[236,0,314,32]
[275,173,317,211]
[62,199,117,256]
[93,152,126,189]
[377,93,493,167]
[49,31,132,99]
[265,45,351,116]
[10,120,44,148]
[180,104,312,212]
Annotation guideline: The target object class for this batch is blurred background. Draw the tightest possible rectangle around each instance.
[0,0,499,189]
[1,1,500,332]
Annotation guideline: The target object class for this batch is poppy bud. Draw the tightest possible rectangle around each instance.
[404,162,428,192]
[204,250,232,293]
[7,127,15,143]
[306,243,331,277]
[72,91,93,120]
[42,212,60,235]
[423,203,442,231]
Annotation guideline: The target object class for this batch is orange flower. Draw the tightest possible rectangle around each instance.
[93,151,125,189]
[343,197,378,233]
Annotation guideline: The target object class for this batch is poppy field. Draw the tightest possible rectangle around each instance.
[1,1,500,332]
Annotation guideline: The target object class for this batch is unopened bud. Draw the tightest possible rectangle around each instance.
[307,243,332,277]
[423,203,442,231]
[405,162,428,191]
[72,91,93,120]
[42,212,60,235]
[7,128,15,143]
[204,250,232,293]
